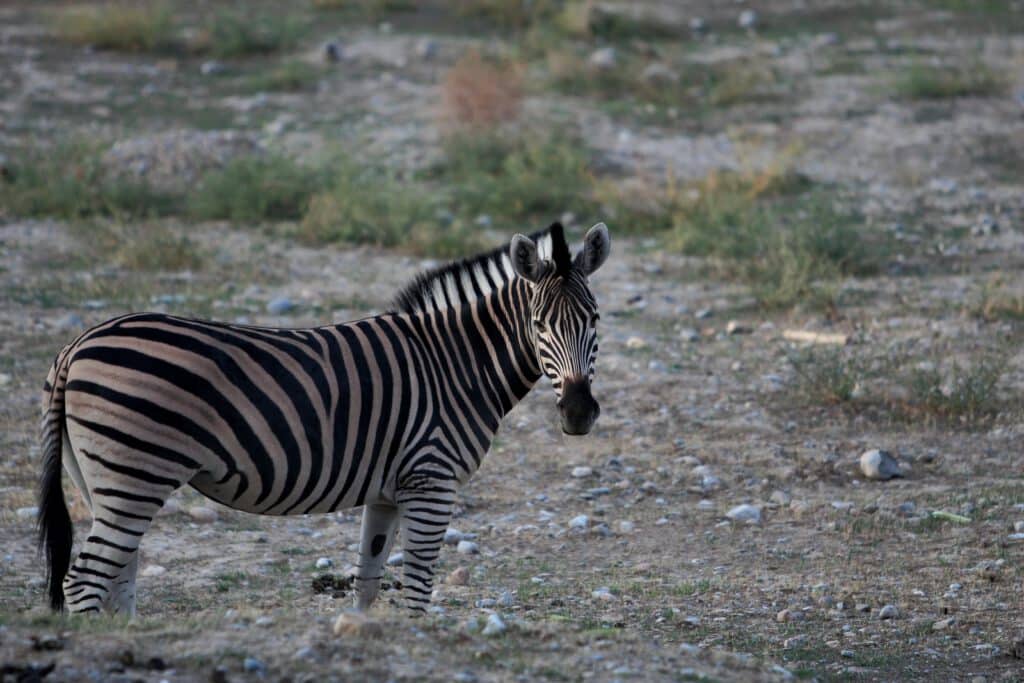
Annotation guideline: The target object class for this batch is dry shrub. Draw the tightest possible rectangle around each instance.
[441,50,523,132]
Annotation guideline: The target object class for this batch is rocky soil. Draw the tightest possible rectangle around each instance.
[2,1,1023,681]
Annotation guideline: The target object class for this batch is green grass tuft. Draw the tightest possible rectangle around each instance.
[189,156,325,224]
[909,354,1007,424]
[197,9,305,58]
[789,348,864,404]
[51,2,177,52]
[241,60,322,93]
[893,61,1007,99]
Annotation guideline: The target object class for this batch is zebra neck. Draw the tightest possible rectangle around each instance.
[456,277,542,418]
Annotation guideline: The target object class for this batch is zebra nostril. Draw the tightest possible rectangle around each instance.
[556,399,565,410]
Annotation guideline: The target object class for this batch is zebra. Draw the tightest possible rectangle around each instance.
[37,221,610,615]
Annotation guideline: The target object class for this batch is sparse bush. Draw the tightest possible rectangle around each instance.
[69,220,204,272]
[441,50,524,131]
[189,156,325,223]
[0,141,177,220]
[299,163,438,248]
[789,347,864,404]
[242,61,322,93]
[195,9,304,58]
[893,61,1006,99]
[51,2,177,52]
[909,355,1007,424]
[440,131,592,227]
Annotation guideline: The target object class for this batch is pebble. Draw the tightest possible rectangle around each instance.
[972,559,1003,580]
[591,587,616,601]
[200,60,226,76]
[481,613,506,637]
[333,611,384,638]
[141,565,167,577]
[386,552,404,566]
[446,567,470,586]
[640,63,677,84]
[738,9,758,29]
[188,506,218,524]
[15,506,38,519]
[456,540,479,555]
[776,609,804,623]
[444,528,468,545]
[571,466,593,478]
[689,17,707,33]
[769,490,791,506]
[725,504,761,523]
[569,514,589,529]
[588,47,618,70]
[243,657,265,674]
[266,297,294,315]
[879,604,899,620]
[625,336,648,350]
[1013,521,1024,533]
[617,520,635,533]
[413,38,437,60]
[784,635,807,648]
[679,328,700,342]
[255,616,274,627]
[725,320,752,335]
[860,449,902,480]
[315,557,333,569]
[933,617,956,631]
[695,308,712,319]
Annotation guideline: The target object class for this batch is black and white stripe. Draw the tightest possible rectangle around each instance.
[37,222,611,615]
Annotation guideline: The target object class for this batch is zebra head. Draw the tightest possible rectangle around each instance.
[510,222,611,435]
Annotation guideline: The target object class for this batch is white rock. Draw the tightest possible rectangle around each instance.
[482,612,506,636]
[726,320,752,335]
[680,328,700,342]
[571,466,593,478]
[456,540,479,555]
[738,9,758,29]
[591,587,616,600]
[142,564,167,577]
[770,490,791,506]
[15,506,38,519]
[1012,521,1024,533]
[444,528,466,545]
[315,557,333,569]
[569,514,589,529]
[640,63,677,84]
[386,552,404,566]
[879,604,899,620]
[588,47,618,70]
[617,520,635,533]
[188,506,218,524]
[726,504,762,523]
[860,449,903,480]
[625,336,648,350]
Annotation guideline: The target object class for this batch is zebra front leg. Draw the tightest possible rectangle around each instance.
[396,482,456,613]
[354,503,399,611]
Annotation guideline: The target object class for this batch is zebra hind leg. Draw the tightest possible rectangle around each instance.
[354,503,399,611]
[396,482,456,613]
[63,486,172,614]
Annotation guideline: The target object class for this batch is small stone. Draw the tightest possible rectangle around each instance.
[569,514,589,529]
[972,559,1004,581]
[933,617,956,631]
[726,504,761,523]
[255,616,274,627]
[689,17,707,33]
[617,520,635,534]
[776,609,804,623]
[474,214,492,227]
[738,9,758,30]
[855,603,871,613]
[695,308,713,320]
[679,328,700,342]
[315,557,333,570]
[640,63,678,84]
[447,566,470,586]
[444,528,467,545]
[188,506,218,524]
[456,540,479,555]
[141,565,167,578]
[591,522,612,537]
[413,38,437,60]
[15,506,38,519]
[481,613,506,637]
[200,60,226,76]
[770,490,791,506]
[626,336,647,350]
[588,47,618,70]
[725,320,752,335]
[571,466,593,478]
[592,587,616,601]
[243,657,265,674]
[840,650,854,658]
[386,552,404,566]
[860,449,903,481]
[1013,521,1024,533]
[879,604,899,620]
[784,635,807,648]
[266,297,294,315]
[333,611,384,638]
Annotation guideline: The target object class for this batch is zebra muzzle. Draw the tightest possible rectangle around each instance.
[557,379,599,435]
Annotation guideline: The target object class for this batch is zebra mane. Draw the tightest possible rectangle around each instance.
[389,225,562,316]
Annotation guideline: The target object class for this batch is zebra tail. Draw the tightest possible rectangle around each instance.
[38,355,73,612]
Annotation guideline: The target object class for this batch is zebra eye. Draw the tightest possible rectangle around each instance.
[590,313,600,326]
[534,319,548,334]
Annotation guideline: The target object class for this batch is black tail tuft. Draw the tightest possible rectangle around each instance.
[38,431,72,611]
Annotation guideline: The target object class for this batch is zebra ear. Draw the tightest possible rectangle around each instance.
[574,222,611,276]
[510,234,545,282]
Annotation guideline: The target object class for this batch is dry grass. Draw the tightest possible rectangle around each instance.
[50,2,176,52]
[973,276,1024,322]
[893,61,1007,99]
[440,50,524,132]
